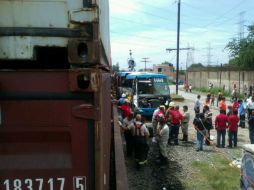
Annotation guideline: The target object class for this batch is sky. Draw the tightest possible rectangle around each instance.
[109,0,254,71]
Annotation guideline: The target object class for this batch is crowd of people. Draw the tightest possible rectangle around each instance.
[193,91,254,150]
[117,89,254,169]
[117,93,189,169]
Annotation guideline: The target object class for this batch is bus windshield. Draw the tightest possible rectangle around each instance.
[153,77,170,95]
[137,77,169,95]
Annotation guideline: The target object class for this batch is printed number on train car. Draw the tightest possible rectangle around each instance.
[1,176,86,190]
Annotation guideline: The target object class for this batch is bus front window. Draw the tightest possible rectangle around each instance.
[138,81,153,94]
[153,78,170,95]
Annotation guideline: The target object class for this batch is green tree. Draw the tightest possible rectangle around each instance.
[188,63,204,68]
[226,24,254,68]
[161,61,173,67]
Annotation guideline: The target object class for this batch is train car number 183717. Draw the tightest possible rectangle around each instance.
[1,176,86,190]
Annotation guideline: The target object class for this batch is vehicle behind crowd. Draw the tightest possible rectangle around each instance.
[241,144,254,190]
[115,72,133,98]
[125,72,171,116]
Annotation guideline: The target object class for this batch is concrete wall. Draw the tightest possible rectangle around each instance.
[187,70,254,95]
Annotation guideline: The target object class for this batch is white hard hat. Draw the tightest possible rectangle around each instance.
[169,102,175,107]
[121,93,126,98]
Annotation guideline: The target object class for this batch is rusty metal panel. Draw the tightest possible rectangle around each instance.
[0,69,111,190]
[0,100,95,189]
[113,106,129,190]
[68,39,99,64]
[69,8,98,23]
[68,68,100,92]
[101,73,112,190]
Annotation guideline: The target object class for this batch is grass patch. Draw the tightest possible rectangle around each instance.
[187,155,240,190]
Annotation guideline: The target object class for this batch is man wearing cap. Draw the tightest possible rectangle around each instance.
[118,93,126,105]
[152,105,165,137]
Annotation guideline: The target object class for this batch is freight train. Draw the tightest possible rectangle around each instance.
[0,1,124,190]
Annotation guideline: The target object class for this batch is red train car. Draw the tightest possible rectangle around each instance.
[0,69,112,190]
[0,0,130,189]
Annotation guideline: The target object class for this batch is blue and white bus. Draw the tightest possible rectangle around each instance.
[125,72,171,116]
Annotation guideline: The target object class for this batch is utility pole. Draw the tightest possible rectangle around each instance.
[176,0,181,95]
[141,57,150,72]
[166,47,194,91]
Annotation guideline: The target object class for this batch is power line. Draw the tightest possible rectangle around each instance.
[131,0,176,13]
[110,16,172,29]
[112,40,169,48]
[110,30,173,42]
[182,1,250,29]
[202,0,246,28]
[111,2,171,21]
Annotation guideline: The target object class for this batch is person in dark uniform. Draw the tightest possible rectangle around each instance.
[193,113,206,151]
[129,114,150,169]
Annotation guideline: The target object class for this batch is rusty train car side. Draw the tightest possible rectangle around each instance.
[0,0,126,189]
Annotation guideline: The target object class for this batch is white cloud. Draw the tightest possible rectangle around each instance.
[109,0,254,69]
[109,0,141,16]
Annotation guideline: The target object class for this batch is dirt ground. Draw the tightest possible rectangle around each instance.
[124,89,250,190]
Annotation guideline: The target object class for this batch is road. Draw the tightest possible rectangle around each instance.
[170,84,232,109]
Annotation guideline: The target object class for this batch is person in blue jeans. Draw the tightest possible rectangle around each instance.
[248,110,254,144]
[238,99,246,128]
[193,113,206,151]
[215,109,228,148]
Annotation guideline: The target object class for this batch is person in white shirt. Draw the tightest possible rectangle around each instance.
[152,105,165,137]
[247,94,254,119]
[156,114,169,165]
[122,113,134,157]
[194,94,201,116]
[189,84,192,93]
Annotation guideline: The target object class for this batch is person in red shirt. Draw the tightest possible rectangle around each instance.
[118,99,131,119]
[232,98,239,111]
[215,109,228,148]
[167,105,183,145]
[227,109,240,148]
[219,97,227,114]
